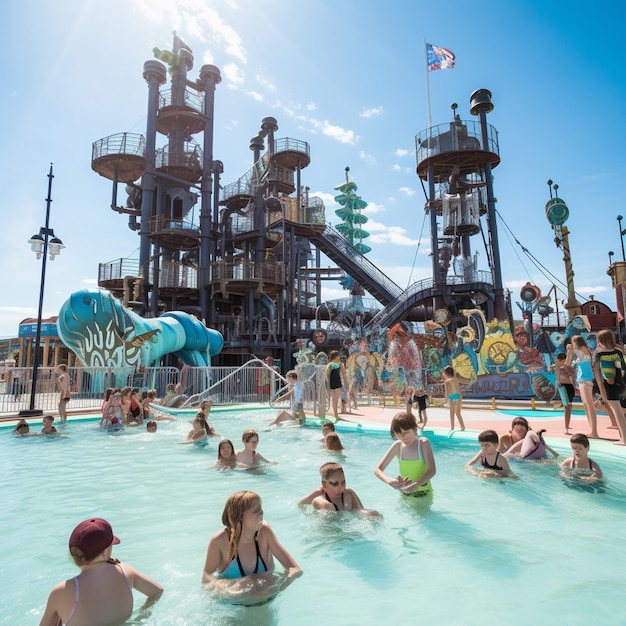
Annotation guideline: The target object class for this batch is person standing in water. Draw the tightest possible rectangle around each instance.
[202,491,302,605]
[55,364,70,424]
[38,517,162,626]
[374,412,436,498]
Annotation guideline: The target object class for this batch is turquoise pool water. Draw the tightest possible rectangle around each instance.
[2,410,626,625]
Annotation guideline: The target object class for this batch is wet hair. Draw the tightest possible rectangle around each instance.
[443,366,455,377]
[511,416,530,430]
[319,462,344,481]
[242,429,259,443]
[14,419,29,433]
[146,421,157,432]
[43,414,55,423]
[570,433,590,448]
[478,430,499,445]
[325,432,344,451]
[194,411,216,436]
[390,411,418,437]
[597,329,617,349]
[572,335,588,350]
[321,422,335,434]
[556,353,567,361]
[217,439,236,467]
[221,491,261,561]
[329,350,340,361]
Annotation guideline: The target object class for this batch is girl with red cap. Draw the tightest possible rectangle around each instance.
[38,517,162,625]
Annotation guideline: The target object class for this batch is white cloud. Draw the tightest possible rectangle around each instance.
[399,186,416,196]
[360,106,383,119]
[577,285,608,294]
[223,62,245,85]
[255,74,275,92]
[363,201,384,215]
[358,150,376,165]
[395,148,409,157]
[322,122,357,144]
[392,164,401,171]
[306,102,316,111]
[134,1,247,63]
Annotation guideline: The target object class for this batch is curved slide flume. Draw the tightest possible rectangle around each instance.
[57,288,223,368]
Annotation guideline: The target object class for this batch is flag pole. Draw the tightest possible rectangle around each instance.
[424,38,432,128]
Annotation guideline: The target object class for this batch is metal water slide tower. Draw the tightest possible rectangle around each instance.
[415,88,507,322]
[91,34,221,322]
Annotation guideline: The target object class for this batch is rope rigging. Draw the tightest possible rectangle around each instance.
[495,208,587,304]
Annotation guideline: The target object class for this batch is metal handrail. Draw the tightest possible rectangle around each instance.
[317,225,403,303]
[92,133,146,160]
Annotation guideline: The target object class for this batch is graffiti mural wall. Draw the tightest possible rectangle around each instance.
[305,311,592,401]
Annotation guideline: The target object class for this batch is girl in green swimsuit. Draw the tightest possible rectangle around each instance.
[374,412,436,497]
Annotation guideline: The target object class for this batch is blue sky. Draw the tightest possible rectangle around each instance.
[1,0,624,338]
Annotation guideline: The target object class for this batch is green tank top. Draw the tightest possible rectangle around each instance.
[398,439,432,495]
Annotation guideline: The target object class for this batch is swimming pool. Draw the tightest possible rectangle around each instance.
[2,409,625,625]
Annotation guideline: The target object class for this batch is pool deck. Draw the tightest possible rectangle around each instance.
[332,399,626,459]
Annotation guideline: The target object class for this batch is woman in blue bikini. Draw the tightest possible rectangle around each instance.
[202,491,302,605]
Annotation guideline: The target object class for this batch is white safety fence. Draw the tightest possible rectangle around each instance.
[0,361,334,417]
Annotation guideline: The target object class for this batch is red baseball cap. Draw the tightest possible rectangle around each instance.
[68,518,120,560]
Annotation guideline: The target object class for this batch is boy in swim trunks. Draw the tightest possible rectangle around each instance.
[442,366,465,431]
[560,433,603,481]
[405,385,428,428]
[552,353,576,434]
[268,370,305,426]
[41,414,59,435]
[466,430,516,478]
[298,462,380,516]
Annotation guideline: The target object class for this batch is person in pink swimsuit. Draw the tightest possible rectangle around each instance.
[38,518,162,625]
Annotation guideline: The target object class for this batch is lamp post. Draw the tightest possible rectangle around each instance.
[609,250,615,266]
[19,165,65,417]
[618,215,626,262]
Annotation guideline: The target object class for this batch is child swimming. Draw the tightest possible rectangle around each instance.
[466,430,516,478]
[374,411,436,498]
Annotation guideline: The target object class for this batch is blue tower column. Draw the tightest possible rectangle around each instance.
[199,64,221,324]
[139,60,167,309]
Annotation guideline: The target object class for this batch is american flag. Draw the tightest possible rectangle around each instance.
[426,43,456,71]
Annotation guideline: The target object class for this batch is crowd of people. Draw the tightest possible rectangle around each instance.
[12,335,619,623]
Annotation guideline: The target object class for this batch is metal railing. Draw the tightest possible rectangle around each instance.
[0,366,179,415]
[98,258,141,282]
[207,260,285,284]
[158,88,204,113]
[366,271,494,329]
[91,132,146,160]
[316,225,403,304]
[415,119,499,164]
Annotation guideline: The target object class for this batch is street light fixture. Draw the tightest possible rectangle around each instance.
[609,250,615,265]
[618,215,626,262]
[19,165,65,417]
